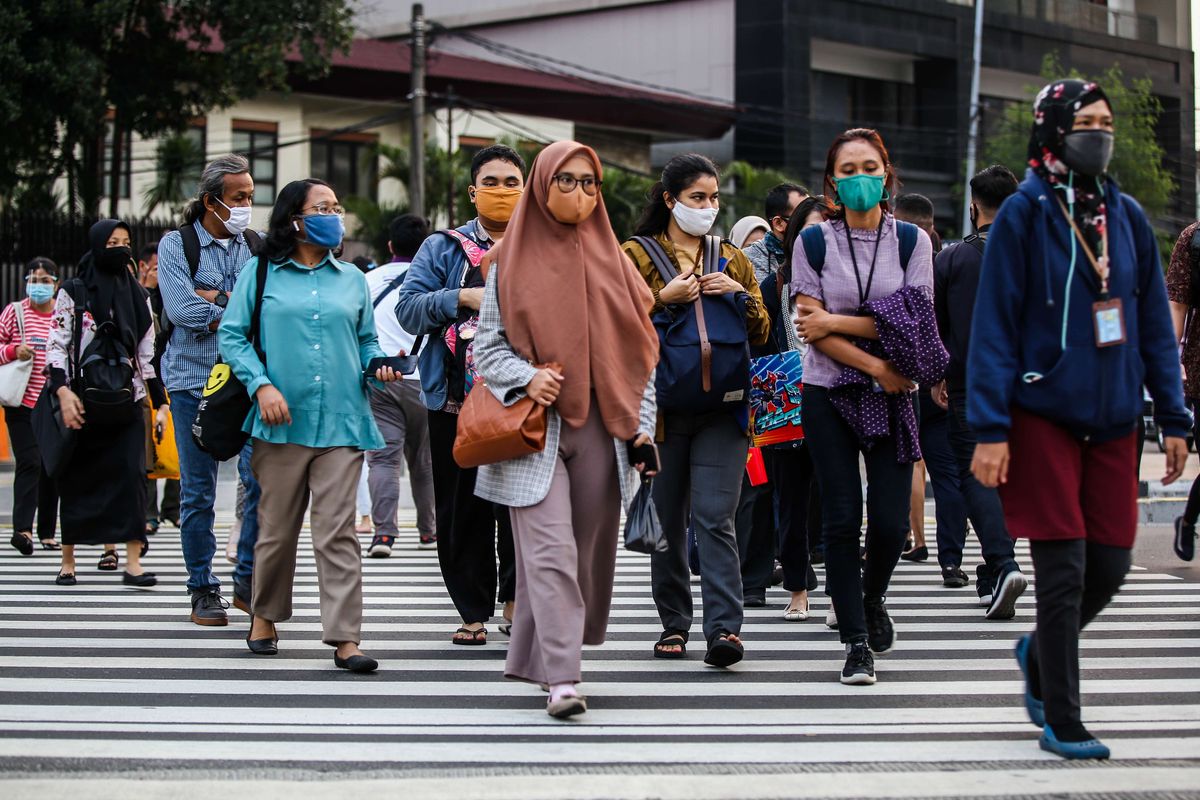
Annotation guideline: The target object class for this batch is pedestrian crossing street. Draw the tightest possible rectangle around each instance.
[1,515,1199,795]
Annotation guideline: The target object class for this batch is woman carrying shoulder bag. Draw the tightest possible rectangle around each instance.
[219,178,402,672]
[472,141,659,718]
[969,80,1189,760]
[621,153,770,667]
[2,257,62,555]
[47,221,166,588]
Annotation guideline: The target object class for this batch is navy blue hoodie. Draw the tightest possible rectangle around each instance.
[967,170,1189,443]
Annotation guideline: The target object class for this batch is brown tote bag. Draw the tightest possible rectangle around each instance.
[452,362,563,469]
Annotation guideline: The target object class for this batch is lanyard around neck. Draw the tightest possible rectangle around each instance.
[844,217,885,307]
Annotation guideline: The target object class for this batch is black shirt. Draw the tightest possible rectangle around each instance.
[933,225,989,392]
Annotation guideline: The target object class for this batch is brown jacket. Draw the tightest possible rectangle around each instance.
[620,232,770,346]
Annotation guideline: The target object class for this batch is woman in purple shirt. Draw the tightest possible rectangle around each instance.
[790,129,935,686]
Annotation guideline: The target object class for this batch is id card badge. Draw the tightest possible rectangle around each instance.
[1092,298,1127,348]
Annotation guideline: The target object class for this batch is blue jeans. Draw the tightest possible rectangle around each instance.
[172,390,260,593]
[233,445,260,587]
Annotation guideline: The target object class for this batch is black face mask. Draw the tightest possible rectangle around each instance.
[1061,130,1114,178]
[96,246,132,276]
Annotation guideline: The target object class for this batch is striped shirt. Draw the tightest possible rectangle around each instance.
[0,299,53,408]
[157,221,257,393]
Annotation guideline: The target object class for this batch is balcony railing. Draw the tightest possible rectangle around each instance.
[989,0,1159,45]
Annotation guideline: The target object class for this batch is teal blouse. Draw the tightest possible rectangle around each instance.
[218,253,386,450]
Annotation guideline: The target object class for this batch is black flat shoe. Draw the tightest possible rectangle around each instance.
[246,630,278,656]
[40,539,62,551]
[900,545,929,562]
[55,572,76,586]
[10,533,33,556]
[122,571,157,588]
[334,653,378,673]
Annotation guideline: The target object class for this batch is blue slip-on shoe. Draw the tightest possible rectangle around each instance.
[1015,635,1045,728]
[1039,725,1110,760]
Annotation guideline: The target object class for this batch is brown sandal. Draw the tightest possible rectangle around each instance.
[451,626,487,646]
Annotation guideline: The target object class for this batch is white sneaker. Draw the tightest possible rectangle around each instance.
[825,605,838,630]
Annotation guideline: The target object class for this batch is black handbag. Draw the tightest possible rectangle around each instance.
[191,255,268,461]
[32,385,77,479]
[623,477,667,554]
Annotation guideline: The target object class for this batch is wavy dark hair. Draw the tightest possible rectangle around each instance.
[823,128,900,220]
[779,194,834,288]
[261,178,334,262]
[632,153,720,238]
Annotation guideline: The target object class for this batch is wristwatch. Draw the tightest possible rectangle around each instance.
[214,290,229,309]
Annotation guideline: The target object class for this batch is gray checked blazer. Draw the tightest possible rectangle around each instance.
[472,261,656,509]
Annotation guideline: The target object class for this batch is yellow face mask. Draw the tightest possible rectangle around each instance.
[473,186,523,224]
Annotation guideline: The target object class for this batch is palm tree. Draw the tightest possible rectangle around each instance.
[143,133,205,218]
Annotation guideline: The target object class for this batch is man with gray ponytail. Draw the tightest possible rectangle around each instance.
[158,154,263,626]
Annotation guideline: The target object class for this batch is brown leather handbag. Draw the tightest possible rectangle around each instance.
[452,362,563,469]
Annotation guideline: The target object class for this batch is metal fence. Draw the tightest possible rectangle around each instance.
[0,211,174,306]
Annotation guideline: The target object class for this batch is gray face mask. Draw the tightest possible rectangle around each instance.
[1061,130,1114,177]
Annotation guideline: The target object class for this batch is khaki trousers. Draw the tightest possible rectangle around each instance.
[505,405,620,686]
[250,442,364,645]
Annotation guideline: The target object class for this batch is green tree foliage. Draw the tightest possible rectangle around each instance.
[142,134,206,217]
[0,0,355,213]
[982,53,1176,219]
[722,161,806,230]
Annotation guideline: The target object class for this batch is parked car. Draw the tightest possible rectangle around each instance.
[1144,388,1195,453]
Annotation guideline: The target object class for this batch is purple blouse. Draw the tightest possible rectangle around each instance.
[790,215,934,388]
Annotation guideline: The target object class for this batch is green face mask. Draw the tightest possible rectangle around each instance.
[834,173,888,212]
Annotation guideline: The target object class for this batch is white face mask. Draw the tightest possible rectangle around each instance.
[671,199,719,237]
[215,198,253,236]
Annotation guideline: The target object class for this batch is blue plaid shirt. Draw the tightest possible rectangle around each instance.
[157,221,257,393]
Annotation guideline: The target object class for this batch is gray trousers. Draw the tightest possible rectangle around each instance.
[506,405,620,685]
[367,380,435,537]
[651,410,746,644]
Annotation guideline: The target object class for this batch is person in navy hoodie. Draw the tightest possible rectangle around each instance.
[968,79,1189,760]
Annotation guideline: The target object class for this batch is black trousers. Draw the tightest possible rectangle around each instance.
[918,395,968,558]
[1180,399,1200,524]
[735,471,775,599]
[803,387,913,644]
[427,408,516,624]
[945,391,1019,574]
[772,446,818,593]
[1027,539,1130,728]
[146,478,181,523]
[4,405,58,539]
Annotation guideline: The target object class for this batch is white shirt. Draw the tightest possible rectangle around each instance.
[366,260,420,380]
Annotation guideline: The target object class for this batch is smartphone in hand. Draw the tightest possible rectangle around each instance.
[626,439,660,473]
[365,355,417,378]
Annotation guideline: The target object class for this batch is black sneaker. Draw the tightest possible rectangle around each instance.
[367,533,393,558]
[841,642,876,685]
[1175,516,1197,562]
[743,592,766,608]
[190,590,229,626]
[863,596,896,655]
[418,533,437,550]
[942,565,969,588]
[976,564,995,606]
[986,567,1028,620]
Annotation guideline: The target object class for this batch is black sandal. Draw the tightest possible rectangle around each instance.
[40,539,62,551]
[704,633,745,668]
[97,550,118,571]
[654,630,688,659]
[451,626,487,646]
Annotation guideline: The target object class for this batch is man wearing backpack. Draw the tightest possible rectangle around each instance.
[932,165,1029,618]
[396,145,525,644]
[158,155,262,626]
[1166,220,1200,561]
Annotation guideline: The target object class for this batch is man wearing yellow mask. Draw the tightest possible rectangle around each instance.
[397,144,526,645]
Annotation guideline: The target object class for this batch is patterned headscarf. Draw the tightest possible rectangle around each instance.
[1027,79,1113,256]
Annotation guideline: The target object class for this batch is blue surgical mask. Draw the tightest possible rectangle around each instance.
[26,283,55,304]
[297,213,344,249]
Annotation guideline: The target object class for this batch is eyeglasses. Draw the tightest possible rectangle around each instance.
[551,174,602,196]
[300,203,346,217]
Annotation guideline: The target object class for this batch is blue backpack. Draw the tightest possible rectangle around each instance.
[798,219,920,278]
[632,234,751,413]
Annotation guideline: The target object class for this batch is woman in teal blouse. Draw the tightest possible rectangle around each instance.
[220,178,402,672]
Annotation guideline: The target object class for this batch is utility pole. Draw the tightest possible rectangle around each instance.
[446,84,455,228]
[409,3,427,219]
[961,0,984,238]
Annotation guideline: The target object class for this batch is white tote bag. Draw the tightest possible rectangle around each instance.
[0,303,35,407]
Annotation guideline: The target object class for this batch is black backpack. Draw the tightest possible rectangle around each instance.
[154,225,262,362]
[63,280,138,427]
